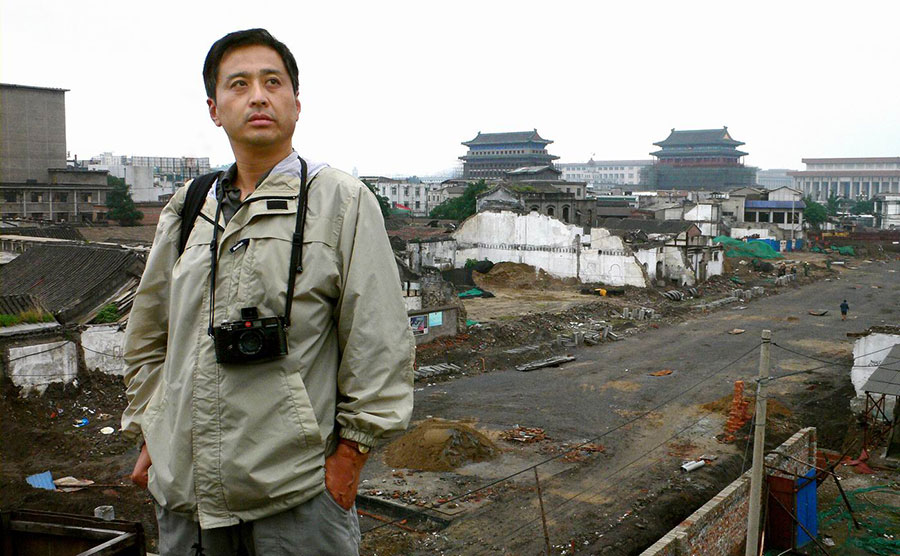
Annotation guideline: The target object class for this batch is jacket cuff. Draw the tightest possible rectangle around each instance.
[339,428,375,449]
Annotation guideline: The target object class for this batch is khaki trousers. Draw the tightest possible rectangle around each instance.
[154,492,360,556]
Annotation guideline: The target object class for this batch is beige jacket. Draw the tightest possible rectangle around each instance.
[121,163,414,529]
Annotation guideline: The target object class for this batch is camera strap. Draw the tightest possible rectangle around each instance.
[206,156,309,337]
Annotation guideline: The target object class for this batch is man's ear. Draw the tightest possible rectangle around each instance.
[295,96,301,121]
[207,98,222,127]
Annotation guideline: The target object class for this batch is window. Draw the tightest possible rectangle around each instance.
[745,211,757,222]
[758,212,771,223]
[31,192,43,202]
[415,201,420,209]
[31,212,43,219]
[3,192,16,203]
[54,192,68,202]
[773,212,785,224]
[81,192,93,203]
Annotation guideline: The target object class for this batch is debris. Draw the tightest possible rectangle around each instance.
[72,418,89,428]
[26,471,56,491]
[100,426,115,435]
[649,369,673,377]
[94,505,115,521]
[662,291,684,301]
[808,310,829,316]
[728,328,745,335]
[414,363,461,381]
[516,355,576,372]
[384,419,496,471]
[500,426,548,443]
[823,537,835,547]
[681,460,706,472]
[699,454,718,462]
[55,476,95,492]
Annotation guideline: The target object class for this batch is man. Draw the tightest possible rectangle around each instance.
[121,29,414,555]
[840,299,850,321]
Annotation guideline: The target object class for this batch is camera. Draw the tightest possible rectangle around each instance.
[212,307,288,364]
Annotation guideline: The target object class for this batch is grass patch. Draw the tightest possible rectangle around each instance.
[0,309,55,327]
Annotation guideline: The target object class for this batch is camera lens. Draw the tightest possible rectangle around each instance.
[237,330,264,355]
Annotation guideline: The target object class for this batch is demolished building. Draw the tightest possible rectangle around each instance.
[451,211,723,287]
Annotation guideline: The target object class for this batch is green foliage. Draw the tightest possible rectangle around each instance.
[429,180,490,220]
[106,180,144,226]
[0,309,55,327]
[850,199,874,215]
[363,181,391,220]
[93,303,120,324]
[107,174,126,187]
[802,196,828,229]
[825,194,840,216]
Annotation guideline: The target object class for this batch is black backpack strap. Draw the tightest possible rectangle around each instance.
[178,172,220,255]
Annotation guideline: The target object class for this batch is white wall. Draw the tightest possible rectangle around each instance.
[731,227,774,239]
[403,296,422,312]
[454,211,646,287]
[407,239,457,271]
[82,324,126,375]
[7,341,78,395]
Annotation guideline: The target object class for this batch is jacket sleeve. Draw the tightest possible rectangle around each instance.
[333,184,415,447]
[120,190,185,441]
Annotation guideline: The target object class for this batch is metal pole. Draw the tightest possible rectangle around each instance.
[533,467,551,556]
[745,329,771,556]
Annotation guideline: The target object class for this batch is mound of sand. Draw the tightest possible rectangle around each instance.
[384,419,497,471]
[473,262,577,291]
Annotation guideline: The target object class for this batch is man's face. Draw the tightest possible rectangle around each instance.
[207,44,300,152]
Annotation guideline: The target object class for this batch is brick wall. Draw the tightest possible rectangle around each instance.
[640,427,816,556]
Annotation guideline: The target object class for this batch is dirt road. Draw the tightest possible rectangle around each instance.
[361,259,900,555]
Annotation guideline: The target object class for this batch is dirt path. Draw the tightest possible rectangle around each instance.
[361,258,900,555]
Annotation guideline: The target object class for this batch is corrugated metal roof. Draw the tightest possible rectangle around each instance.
[862,344,900,396]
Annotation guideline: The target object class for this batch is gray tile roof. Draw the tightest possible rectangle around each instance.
[0,244,144,323]
[0,226,85,241]
[597,218,696,235]
[653,127,744,147]
[463,129,552,146]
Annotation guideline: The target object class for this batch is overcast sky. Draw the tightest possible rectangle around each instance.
[3,1,899,176]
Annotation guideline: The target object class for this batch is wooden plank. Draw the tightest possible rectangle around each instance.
[78,532,138,556]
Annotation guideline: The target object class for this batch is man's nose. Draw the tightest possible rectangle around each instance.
[249,80,269,106]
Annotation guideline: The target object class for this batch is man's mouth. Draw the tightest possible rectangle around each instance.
[248,113,275,124]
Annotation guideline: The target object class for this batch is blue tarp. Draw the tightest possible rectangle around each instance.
[26,471,56,490]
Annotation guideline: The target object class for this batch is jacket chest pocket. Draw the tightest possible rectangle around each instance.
[229,215,340,321]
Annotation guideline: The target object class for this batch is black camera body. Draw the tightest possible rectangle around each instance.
[212,307,288,364]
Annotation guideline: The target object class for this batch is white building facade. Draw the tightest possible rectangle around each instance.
[790,157,900,200]
[557,159,654,189]
[361,176,441,216]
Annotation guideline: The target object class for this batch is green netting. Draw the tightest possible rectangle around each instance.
[811,246,825,253]
[817,485,900,555]
[465,319,480,326]
[833,245,856,256]
[713,236,783,259]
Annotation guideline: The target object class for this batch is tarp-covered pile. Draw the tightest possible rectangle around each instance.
[714,236,783,259]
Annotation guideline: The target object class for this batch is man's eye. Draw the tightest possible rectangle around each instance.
[231,80,247,88]
[267,78,281,85]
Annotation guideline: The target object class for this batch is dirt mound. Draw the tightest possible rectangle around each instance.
[473,262,577,291]
[384,419,497,471]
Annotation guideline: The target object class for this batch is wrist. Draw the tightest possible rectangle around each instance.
[338,438,371,455]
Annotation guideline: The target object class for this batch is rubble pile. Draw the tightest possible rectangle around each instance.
[383,419,497,472]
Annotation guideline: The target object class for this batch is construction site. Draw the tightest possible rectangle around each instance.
[2,228,899,555]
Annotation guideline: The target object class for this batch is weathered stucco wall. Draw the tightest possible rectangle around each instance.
[406,239,457,272]
[81,324,126,375]
[455,212,646,287]
[6,341,78,395]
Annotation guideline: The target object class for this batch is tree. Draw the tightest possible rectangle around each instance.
[429,180,490,220]
[802,196,827,229]
[850,199,874,215]
[363,181,391,220]
[825,194,840,216]
[106,176,144,226]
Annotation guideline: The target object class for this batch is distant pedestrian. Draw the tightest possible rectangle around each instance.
[840,299,850,320]
[803,262,810,277]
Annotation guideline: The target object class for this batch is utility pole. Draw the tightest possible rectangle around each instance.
[745,329,771,556]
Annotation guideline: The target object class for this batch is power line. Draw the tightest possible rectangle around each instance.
[469,413,718,556]
[362,341,762,536]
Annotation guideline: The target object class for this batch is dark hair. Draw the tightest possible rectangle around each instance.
[203,28,299,101]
